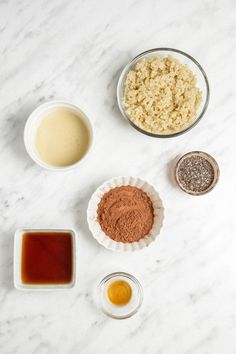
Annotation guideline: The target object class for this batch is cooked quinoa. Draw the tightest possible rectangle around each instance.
[123,56,202,135]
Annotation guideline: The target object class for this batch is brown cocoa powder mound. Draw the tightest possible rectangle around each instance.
[97,185,154,243]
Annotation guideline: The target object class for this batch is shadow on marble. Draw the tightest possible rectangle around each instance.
[6,107,33,162]
[0,230,15,290]
[6,97,54,169]
[105,62,130,127]
[166,154,182,187]
[71,178,108,249]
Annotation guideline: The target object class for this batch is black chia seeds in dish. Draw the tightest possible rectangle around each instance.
[178,155,214,192]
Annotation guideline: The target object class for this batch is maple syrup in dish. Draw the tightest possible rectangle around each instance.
[21,231,73,285]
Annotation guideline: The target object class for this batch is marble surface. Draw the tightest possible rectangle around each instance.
[0,0,236,353]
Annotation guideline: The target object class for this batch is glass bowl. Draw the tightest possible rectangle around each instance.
[98,272,143,319]
[117,48,210,138]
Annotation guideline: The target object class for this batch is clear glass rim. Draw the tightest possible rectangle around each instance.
[98,272,143,319]
[117,47,210,138]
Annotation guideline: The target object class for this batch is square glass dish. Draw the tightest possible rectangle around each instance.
[14,228,76,290]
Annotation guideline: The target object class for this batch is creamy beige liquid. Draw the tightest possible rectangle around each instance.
[35,109,90,167]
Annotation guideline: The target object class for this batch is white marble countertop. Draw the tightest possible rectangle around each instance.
[1,0,236,353]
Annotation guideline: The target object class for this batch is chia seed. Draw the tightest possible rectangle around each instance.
[177,155,215,193]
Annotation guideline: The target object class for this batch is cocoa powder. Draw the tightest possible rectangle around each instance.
[97,185,154,243]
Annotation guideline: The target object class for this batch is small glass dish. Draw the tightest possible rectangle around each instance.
[98,272,143,319]
[174,151,220,196]
[117,48,210,138]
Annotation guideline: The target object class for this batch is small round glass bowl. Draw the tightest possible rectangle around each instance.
[117,48,210,138]
[98,272,143,319]
[174,151,220,196]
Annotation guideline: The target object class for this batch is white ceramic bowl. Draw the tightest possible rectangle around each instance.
[87,176,164,252]
[14,228,77,291]
[24,100,93,171]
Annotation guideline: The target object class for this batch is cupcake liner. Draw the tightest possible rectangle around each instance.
[87,176,164,252]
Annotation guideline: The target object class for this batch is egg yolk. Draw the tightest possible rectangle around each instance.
[107,280,132,306]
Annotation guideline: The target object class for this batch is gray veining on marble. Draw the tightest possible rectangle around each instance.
[0,0,236,353]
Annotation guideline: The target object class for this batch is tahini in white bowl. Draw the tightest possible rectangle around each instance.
[87,176,164,252]
[14,228,76,291]
[24,100,93,171]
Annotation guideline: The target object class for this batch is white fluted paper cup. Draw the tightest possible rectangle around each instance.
[87,176,164,252]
